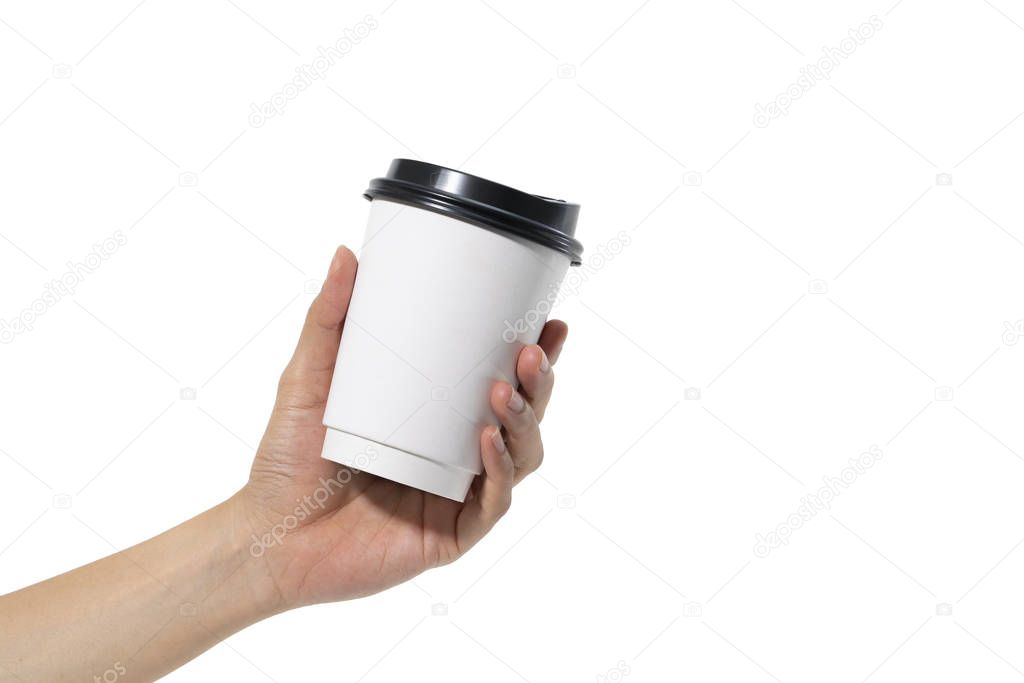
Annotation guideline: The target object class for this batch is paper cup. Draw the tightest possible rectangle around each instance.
[321,159,583,501]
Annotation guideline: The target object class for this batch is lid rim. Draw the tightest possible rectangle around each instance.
[364,159,583,265]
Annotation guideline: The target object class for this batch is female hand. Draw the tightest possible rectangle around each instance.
[236,245,568,608]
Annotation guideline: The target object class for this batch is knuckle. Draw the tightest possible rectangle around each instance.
[505,404,534,433]
[276,366,326,411]
[277,365,297,393]
[498,491,512,515]
[305,295,322,318]
[528,410,543,440]
[501,453,516,478]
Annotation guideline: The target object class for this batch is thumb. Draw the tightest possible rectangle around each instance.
[278,246,358,406]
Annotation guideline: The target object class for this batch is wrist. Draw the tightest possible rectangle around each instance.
[213,492,290,620]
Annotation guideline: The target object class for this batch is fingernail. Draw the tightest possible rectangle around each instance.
[539,350,551,373]
[328,247,344,274]
[507,390,525,413]
[491,427,506,453]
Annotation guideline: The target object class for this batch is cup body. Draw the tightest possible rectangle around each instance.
[321,199,570,500]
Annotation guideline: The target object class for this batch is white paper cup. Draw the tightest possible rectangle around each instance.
[321,160,583,501]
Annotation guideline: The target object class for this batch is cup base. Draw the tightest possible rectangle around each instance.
[321,427,477,502]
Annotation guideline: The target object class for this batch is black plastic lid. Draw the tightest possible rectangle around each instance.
[364,159,583,265]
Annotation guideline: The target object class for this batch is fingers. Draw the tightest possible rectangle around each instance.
[490,381,543,485]
[456,426,514,551]
[516,346,554,422]
[537,319,569,365]
[279,246,357,401]
[449,321,569,552]
[517,320,568,422]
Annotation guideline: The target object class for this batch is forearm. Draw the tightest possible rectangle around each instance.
[0,494,283,682]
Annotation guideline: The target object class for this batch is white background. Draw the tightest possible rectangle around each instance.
[3,1,1024,681]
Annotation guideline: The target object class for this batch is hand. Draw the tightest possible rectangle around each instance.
[0,244,567,680]
[235,246,568,608]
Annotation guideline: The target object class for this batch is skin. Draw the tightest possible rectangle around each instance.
[0,246,568,682]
